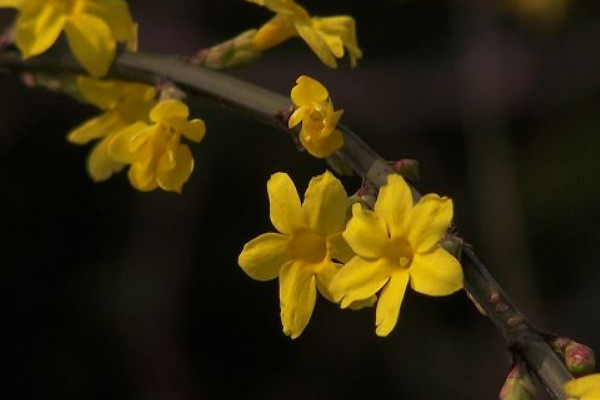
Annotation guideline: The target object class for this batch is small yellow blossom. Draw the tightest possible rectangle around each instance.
[0,0,137,77]
[330,174,463,337]
[68,76,156,182]
[564,374,600,400]
[108,99,206,193]
[238,171,357,338]
[245,0,362,68]
[288,75,344,158]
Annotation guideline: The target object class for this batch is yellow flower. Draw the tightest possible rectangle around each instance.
[288,75,344,158]
[330,174,463,337]
[68,76,156,182]
[564,374,600,400]
[238,171,356,338]
[108,99,206,193]
[246,0,362,68]
[508,0,568,24]
[0,0,137,77]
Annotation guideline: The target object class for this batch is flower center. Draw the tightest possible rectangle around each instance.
[382,237,414,270]
[288,230,327,264]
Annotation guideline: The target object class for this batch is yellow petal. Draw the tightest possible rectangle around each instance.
[85,0,138,51]
[290,75,329,106]
[157,136,178,172]
[0,0,26,8]
[238,232,290,281]
[299,127,344,158]
[156,143,194,193]
[409,247,463,296]
[68,112,123,144]
[77,77,120,109]
[64,14,115,78]
[15,4,66,58]
[252,14,297,51]
[564,374,600,397]
[150,99,189,123]
[108,121,149,163]
[87,136,125,182]
[314,261,338,303]
[288,106,306,129]
[329,256,393,308]
[316,262,374,309]
[246,0,310,19]
[181,119,206,143]
[128,160,157,192]
[409,194,453,253]
[302,171,347,237]
[295,21,337,68]
[342,203,389,259]
[279,260,316,339]
[327,232,354,264]
[313,16,363,67]
[375,270,409,337]
[267,172,305,234]
[374,174,414,239]
[347,295,377,310]
[320,33,344,58]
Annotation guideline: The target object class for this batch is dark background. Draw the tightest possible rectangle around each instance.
[1,0,599,399]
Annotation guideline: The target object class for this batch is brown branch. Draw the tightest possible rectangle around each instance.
[0,48,573,399]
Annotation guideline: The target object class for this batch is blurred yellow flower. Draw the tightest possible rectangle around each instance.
[108,99,206,193]
[238,171,356,338]
[288,75,344,158]
[246,0,362,68]
[0,0,137,77]
[330,174,463,336]
[68,76,156,182]
[565,374,600,400]
[507,0,568,24]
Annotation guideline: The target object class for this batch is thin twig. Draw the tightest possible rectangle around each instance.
[0,49,573,399]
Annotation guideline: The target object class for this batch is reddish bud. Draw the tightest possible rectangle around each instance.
[499,363,536,400]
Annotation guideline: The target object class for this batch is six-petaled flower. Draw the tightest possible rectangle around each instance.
[108,99,206,193]
[330,174,464,336]
[238,171,357,338]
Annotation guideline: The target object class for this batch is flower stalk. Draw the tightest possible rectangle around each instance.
[0,48,574,399]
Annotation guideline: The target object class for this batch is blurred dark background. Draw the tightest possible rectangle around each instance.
[1,0,599,399]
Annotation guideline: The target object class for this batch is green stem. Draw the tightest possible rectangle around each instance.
[0,48,573,398]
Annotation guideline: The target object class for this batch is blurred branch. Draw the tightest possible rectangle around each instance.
[0,48,573,398]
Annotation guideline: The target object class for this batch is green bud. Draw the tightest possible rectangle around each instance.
[194,29,261,70]
[499,363,536,400]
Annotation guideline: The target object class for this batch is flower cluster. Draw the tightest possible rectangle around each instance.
[68,77,206,193]
[288,75,344,158]
[238,171,463,338]
[1,0,137,77]
[245,0,362,68]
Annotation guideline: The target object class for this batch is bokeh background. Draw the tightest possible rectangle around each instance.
[1,0,600,399]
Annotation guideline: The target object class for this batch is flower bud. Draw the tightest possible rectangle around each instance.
[550,337,596,377]
[565,342,596,377]
[189,29,261,69]
[499,363,536,400]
